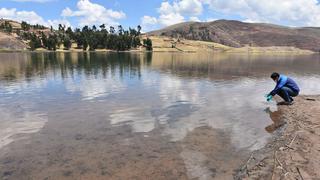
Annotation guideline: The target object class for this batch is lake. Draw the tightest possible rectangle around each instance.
[0,52,320,179]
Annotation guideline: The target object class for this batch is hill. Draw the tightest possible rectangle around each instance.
[0,32,28,50]
[0,19,319,53]
[0,19,147,52]
[0,19,50,51]
[148,20,320,52]
[144,35,313,54]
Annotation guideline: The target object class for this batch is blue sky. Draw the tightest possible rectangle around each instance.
[1,0,320,31]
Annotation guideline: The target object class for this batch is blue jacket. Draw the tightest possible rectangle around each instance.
[269,75,300,96]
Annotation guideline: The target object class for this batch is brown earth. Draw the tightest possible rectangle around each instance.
[147,35,314,54]
[0,32,27,50]
[236,95,320,179]
[0,19,50,51]
[148,20,320,52]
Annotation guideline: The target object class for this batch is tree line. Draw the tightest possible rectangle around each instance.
[0,20,47,33]
[19,22,152,51]
[0,21,13,33]
[21,21,46,31]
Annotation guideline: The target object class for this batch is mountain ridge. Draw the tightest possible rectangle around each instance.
[1,19,320,52]
[148,20,320,52]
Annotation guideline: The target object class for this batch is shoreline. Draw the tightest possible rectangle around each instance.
[0,35,317,54]
[0,48,317,54]
[235,95,320,179]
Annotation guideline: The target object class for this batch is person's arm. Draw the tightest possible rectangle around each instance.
[269,75,288,96]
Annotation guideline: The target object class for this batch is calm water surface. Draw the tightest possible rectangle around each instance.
[0,52,320,179]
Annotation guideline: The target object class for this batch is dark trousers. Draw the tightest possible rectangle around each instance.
[277,86,299,102]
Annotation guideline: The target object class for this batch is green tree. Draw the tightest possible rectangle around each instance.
[29,33,41,50]
[41,32,47,47]
[100,24,105,30]
[21,21,30,31]
[118,25,123,35]
[109,26,115,34]
[63,36,72,50]
[18,22,144,52]
[58,24,65,33]
[66,27,74,39]
[83,40,88,51]
[46,34,58,50]
[74,28,83,49]
[143,38,153,51]
[137,25,141,35]
[1,21,13,33]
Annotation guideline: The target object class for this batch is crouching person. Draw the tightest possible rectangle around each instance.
[268,72,300,105]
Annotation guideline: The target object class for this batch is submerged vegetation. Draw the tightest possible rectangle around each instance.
[0,20,152,51]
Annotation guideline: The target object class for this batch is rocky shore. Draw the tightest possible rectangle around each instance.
[236,95,320,179]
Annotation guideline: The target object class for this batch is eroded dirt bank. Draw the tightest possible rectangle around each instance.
[236,95,320,179]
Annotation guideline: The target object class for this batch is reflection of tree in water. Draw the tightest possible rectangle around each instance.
[1,67,17,81]
[0,52,153,82]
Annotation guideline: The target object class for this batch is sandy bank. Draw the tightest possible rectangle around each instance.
[236,95,320,179]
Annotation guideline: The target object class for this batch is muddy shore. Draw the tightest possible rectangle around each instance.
[236,95,320,179]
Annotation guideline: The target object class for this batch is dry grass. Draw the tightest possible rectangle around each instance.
[146,36,314,54]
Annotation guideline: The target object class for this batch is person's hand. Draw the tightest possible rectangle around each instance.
[265,94,273,102]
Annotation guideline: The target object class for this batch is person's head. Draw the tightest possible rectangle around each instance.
[270,72,280,82]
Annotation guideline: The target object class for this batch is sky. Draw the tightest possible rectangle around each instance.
[1,0,320,32]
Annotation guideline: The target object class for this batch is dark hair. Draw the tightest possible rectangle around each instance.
[270,72,280,80]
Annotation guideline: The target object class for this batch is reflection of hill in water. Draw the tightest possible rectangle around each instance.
[150,53,320,80]
[1,52,320,83]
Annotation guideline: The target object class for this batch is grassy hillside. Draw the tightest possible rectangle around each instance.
[0,19,317,53]
[0,19,50,51]
[148,20,320,52]
[146,35,313,54]
[0,32,27,50]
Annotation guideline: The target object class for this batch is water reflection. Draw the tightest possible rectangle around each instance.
[0,52,320,179]
[264,107,285,133]
[0,106,47,150]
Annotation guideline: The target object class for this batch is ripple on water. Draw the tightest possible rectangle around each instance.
[109,108,155,133]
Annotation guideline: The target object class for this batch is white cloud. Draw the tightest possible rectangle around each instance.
[190,16,201,22]
[158,0,202,16]
[157,2,185,26]
[141,15,158,32]
[158,1,175,15]
[176,0,203,16]
[157,0,203,26]
[64,73,126,100]
[203,0,320,26]
[158,12,185,26]
[0,8,46,25]
[0,8,71,28]
[141,16,158,25]
[61,7,73,17]
[205,17,217,22]
[61,0,126,27]
[47,19,72,29]
[140,0,204,31]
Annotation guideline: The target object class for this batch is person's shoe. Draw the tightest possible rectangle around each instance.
[290,97,294,102]
[277,101,294,105]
